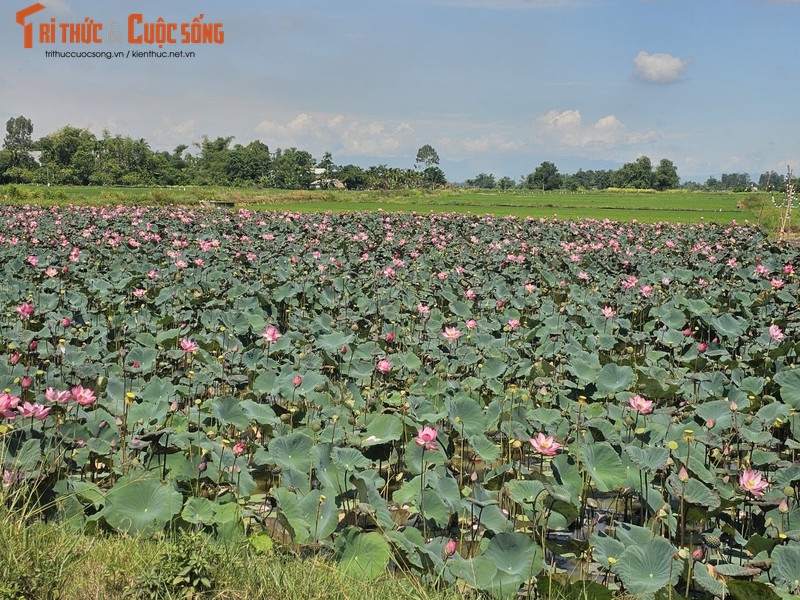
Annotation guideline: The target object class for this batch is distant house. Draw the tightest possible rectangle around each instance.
[309,178,346,190]
[309,167,346,189]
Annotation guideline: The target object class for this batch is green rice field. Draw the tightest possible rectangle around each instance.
[0,184,782,227]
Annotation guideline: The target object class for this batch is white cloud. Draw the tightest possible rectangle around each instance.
[534,109,659,150]
[152,118,200,147]
[438,131,522,157]
[254,112,417,156]
[45,0,72,15]
[633,51,689,84]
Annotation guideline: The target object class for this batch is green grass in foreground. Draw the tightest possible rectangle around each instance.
[0,515,463,600]
[0,183,786,228]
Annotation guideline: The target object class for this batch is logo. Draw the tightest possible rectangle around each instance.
[15,3,224,49]
[16,3,45,48]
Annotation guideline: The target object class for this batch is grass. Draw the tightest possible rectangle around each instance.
[0,511,465,600]
[0,184,788,228]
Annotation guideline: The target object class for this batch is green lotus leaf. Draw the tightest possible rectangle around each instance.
[692,559,727,596]
[615,537,682,596]
[582,442,626,492]
[269,432,313,474]
[331,446,371,472]
[590,532,625,567]
[448,395,487,437]
[771,543,800,591]
[181,496,217,525]
[481,532,544,599]
[448,556,497,589]
[273,486,311,543]
[665,474,720,509]
[624,445,670,473]
[209,396,250,429]
[102,471,183,537]
[595,364,634,395]
[315,332,354,354]
[335,529,391,581]
[362,413,403,446]
[711,313,747,338]
[774,370,800,410]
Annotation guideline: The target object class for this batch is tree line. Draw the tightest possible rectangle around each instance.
[468,158,798,193]
[2,116,793,192]
[0,116,446,190]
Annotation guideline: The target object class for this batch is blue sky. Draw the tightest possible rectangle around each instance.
[2,0,799,183]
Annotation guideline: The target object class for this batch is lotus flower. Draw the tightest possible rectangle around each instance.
[739,469,769,497]
[414,426,438,451]
[442,327,461,343]
[529,433,561,456]
[628,394,653,414]
[71,386,97,406]
[261,326,282,344]
[180,338,199,353]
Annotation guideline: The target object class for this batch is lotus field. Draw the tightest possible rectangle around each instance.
[3,204,800,598]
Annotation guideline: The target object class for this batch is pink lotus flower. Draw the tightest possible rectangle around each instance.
[232,442,246,456]
[601,306,616,319]
[442,327,461,344]
[628,394,653,414]
[0,392,21,419]
[45,267,58,277]
[17,401,50,421]
[698,342,708,353]
[465,319,477,331]
[771,278,784,289]
[385,331,395,343]
[683,328,692,336]
[414,426,438,451]
[769,324,785,342]
[464,289,476,300]
[45,388,71,404]
[417,303,430,316]
[16,302,35,320]
[292,375,303,388]
[61,318,71,327]
[739,469,769,497]
[507,319,520,331]
[71,386,97,406]
[180,338,199,353]
[377,359,392,373]
[444,539,457,557]
[261,326,282,344]
[529,433,561,456]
